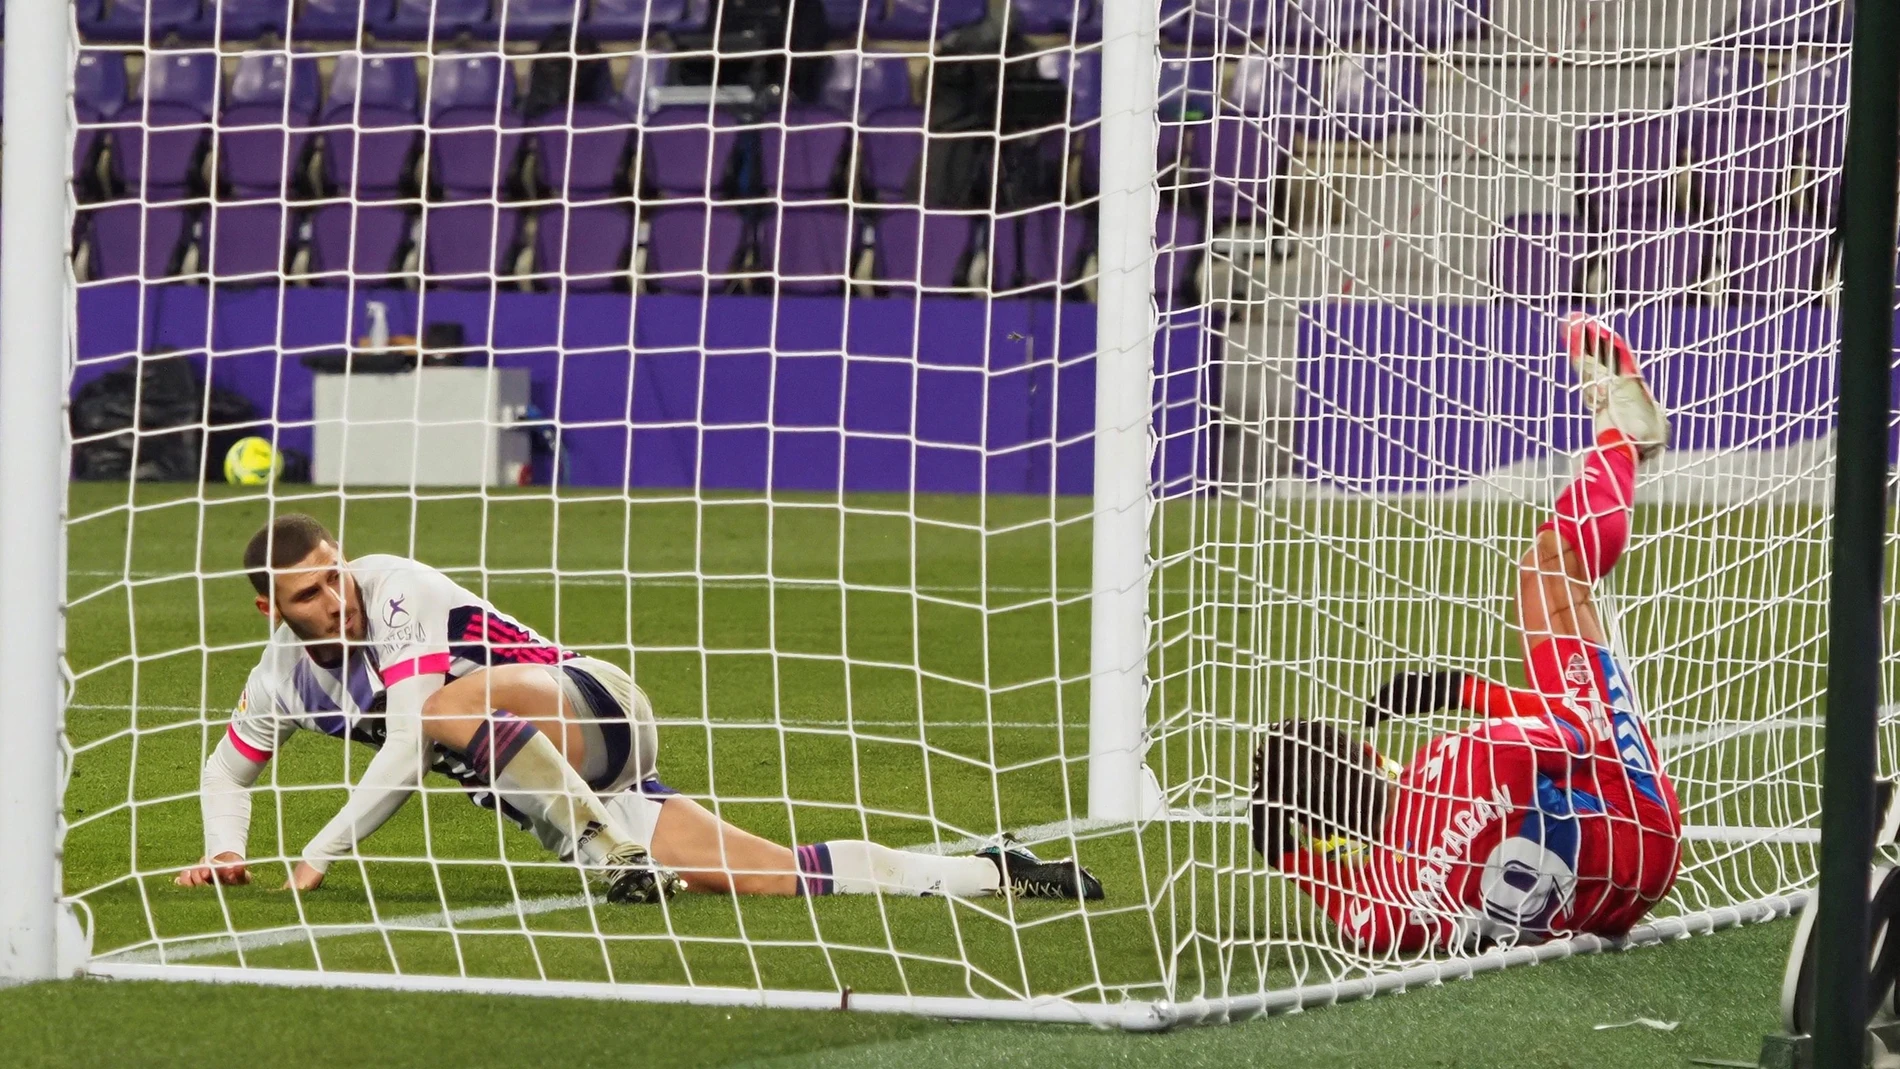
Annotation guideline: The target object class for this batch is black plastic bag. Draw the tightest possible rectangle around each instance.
[71,352,267,483]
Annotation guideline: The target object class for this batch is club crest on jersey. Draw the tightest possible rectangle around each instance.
[1478,835,1577,936]
[384,595,410,627]
[1564,653,1594,688]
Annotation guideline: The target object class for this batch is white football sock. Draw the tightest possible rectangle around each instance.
[811,840,1001,897]
[482,725,632,864]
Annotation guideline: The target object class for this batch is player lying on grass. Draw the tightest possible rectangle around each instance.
[179,514,1102,903]
[1252,312,1683,952]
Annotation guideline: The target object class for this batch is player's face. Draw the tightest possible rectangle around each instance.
[258,542,365,645]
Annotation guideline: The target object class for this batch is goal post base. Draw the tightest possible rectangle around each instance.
[1754,1022,1900,1069]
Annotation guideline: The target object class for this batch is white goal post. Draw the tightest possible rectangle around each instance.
[0,0,1873,1032]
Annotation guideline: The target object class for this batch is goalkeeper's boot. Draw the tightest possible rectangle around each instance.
[1559,311,1669,459]
[978,837,1104,901]
[602,842,686,904]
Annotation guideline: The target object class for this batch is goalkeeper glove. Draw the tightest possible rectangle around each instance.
[1364,669,1466,726]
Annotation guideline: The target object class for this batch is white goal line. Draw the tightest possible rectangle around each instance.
[97,796,1810,971]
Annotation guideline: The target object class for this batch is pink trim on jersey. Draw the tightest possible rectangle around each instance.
[225,724,272,763]
[382,652,452,685]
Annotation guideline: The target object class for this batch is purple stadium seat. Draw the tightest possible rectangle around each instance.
[383,0,494,39]
[88,0,204,42]
[422,202,523,286]
[1155,200,1202,308]
[1159,53,1219,122]
[759,205,854,294]
[1677,51,1770,159]
[990,206,1088,292]
[1363,0,1489,48]
[537,105,637,196]
[761,106,850,197]
[85,205,196,280]
[220,53,321,196]
[141,48,222,112]
[1732,0,1847,46]
[869,209,976,290]
[1323,52,1423,142]
[228,51,322,113]
[872,0,987,41]
[75,50,130,118]
[1607,223,1708,303]
[1160,0,1267,49]
[643,106,742,196]
[1692,116,1794,221]
[822,0,869,35]
[1226,54,1320,133]
[535,203,635,289]
[74,51,129,202]
[429,51,517,116]
[308,203,413,282]
[1489,212,1582,302]
[295,0,393,39]
[432,110,524,197]
[643,202,750,293]
[1012,0,1100,39]
[1205,114,1289,226]
[322,54,423,198]
[859,107,925,202]
[116,51,220,199]
[428,53,523,195]
[1675,51,1769,112]
[202,0,295,37]
[818,55,913,121]
[1724,220,1829,302]
[205,201,294,280]
[586,0,686,40]
[498,0,582,38]
[1784,50,1846,223]
[1575,113,1681,231]
[1049,49,1101,126]
[641,107,746,293]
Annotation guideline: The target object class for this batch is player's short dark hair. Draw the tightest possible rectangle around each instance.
[1253,719,1389,855]
[244,514,335,596]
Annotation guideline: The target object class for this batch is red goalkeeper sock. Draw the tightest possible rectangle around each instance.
[1541,428,1638,582]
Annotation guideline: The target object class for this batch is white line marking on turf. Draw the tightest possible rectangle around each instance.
[68,703,1067,731]
[103,803,1241,968]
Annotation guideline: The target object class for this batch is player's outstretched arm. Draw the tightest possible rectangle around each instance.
[1365,669,1555,725]
[292,674,435,888]
[177,723,275,888]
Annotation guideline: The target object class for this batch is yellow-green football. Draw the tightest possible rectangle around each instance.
[223,436,282,486]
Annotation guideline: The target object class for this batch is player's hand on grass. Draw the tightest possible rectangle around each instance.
[1365,669,1466,725]
[279,860,326,893]
[176,852,251,887]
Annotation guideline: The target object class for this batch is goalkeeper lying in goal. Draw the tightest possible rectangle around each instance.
[1253,312,1683,952]
[179,516,1101,903]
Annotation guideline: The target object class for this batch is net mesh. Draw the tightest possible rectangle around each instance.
[61,0,1864,1021]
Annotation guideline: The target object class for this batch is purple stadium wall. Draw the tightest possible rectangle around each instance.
[74,285,1211,495]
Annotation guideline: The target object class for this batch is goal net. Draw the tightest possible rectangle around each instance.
[41,0,1868,1027]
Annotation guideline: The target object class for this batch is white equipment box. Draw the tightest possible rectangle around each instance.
[312,367,533,487]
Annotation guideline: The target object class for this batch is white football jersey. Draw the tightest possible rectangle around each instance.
[223,619,528,826]
[346,553,572,688]
[224,624,384,763]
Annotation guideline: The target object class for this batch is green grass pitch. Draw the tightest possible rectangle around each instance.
[45,479,1828,1066]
